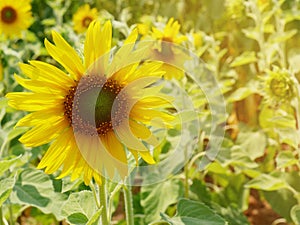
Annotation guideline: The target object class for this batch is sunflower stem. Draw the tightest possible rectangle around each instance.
[0,206,3,225]
[184,146,189,198]
[9,203,13,225]
[99,179,109,225]
[123,185,134,225]
[91,182,101,209]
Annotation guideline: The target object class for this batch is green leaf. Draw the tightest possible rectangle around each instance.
[291,205,300,224]
[0,155,22,177]
[189,179,211,203]
[67,213,89,225]
[61,191,97,224]
[236,130,266,160]
[269,29,298,43]
[0,176,15,206]
[227,87,254,102]
[171,110,199,125]
[230,51,257,67]
[10,168,68,220]
[288,49,300,73]
[161,199,228,225]
[213,204,250,225]
[263,171,300,221]
[242,28,259,42]
[276,151,298,169]
[259,105,296,129]
[245,174,288,191]
[0,97,8,109]
[230,146,259,169]
[264,189,297,222]
[276,129,299,149]
[213,174,249,211]
[141,178,184,223]
[42,18,57,26]
[7,127,28,141]
[14,184,50,207]
[86,208,102,225]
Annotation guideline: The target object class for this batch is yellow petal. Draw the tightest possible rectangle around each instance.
[51,31,84,80]
[124,28,138,45]
[16,109,63,127]
[37,128,72,171]
[123,61,164,84]
[128,149,139,165]
[44,38,83,80]
[114,121,148,151]
[139,151,155,164]
[84,20,112,69]
[129,120,151,139]
[130,107,174,124]
[19,118,68,147]
[14,74,66,94]
[128,149,155,165]
[24,61,74,86]
[101,131,128,178]
[6,92,64,111]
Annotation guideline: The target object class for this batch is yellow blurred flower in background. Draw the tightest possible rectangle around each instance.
[137,23,150,36]
[192,32,203,49]
[150,18,188,80]
[152,18,187,44]
[225,0,245,20]
[72,4,98,33]
[0,0,33,38]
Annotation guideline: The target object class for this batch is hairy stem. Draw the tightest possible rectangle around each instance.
[123,185,134,225]
[99,180,109,225]
[0,206,3,225]
[184,147,189,198]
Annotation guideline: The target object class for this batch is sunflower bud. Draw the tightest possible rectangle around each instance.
[263,67,296,105]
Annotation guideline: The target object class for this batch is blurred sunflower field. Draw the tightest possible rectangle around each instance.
[1,0,300,224]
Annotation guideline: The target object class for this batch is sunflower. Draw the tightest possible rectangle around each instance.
[225,0,245,20]
[0,0,32,38]
[262,67,296,106]
[192,32,203,49]
[148,18,188,80]
[6,20,174,185]
[72,4,98,33]
[151,18,187,45]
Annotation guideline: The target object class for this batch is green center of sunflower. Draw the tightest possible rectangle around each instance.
[82,17,92,28]
[1,6,17,24]
[270,77,293,99]
[64,75,128,136]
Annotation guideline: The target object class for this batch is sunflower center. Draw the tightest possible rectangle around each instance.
[82,17,93,28]
[1,6,17,24]
[64,75,128,136]
[162,37,173,43]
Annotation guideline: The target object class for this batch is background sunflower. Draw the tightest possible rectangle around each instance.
[0,0,32,38]
[72,4,98,33]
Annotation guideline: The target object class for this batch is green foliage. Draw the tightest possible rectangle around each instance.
[141,179,184,223]
[1,0,300,224]
[161,199,228,225]
[10,168,68,220]
[0,177,15,206]
[61,191,99,225]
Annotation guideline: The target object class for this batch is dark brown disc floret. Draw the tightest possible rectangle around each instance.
[1,6,17,24]
[64,75,129,136]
